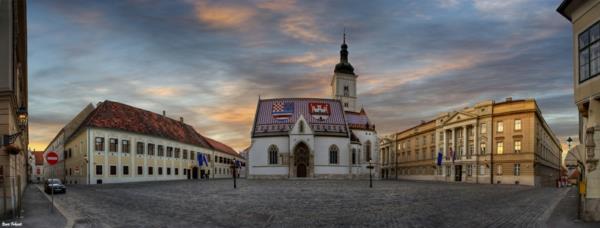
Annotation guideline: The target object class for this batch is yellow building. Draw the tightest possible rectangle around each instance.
[0,0,28,217]
[396,98,561,187]
[558,0,600,221]
[44,100,245,185]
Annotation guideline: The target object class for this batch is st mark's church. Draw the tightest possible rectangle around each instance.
[248,35,379,179]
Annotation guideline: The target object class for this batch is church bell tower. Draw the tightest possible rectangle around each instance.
[331,32,358,112]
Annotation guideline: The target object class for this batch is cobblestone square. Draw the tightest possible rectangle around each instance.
[47,180,567,227]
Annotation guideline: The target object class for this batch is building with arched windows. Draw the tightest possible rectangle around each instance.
[248,35,378,179]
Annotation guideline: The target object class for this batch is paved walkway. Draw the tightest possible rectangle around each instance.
[47,179,572,227]
[0,184,66,228]
[547,187,600,227]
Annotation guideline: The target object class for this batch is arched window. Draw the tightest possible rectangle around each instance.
[268,145,278,165]
[352,148,356,165]
[299,120,304,133]
[365,141,372,162]
[329,145,339,164]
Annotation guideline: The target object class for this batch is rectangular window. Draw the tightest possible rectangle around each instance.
[175,168,179,175]
[167,147,173,157]
[514,140,521,153]
[157,145,164,156]
[136,142,145,155]
[147,144,155,156]
[497,121,504,133]
[123,166,129,175]
[137,166,143,175]
[148,167,153,175]
[497,142,504,154]
[174,148,180,158]
[183,150,188,159]
[579,23,600,82]
[467,165,472,176]
[167,167,171,175]
[122,140,130,153]
[95,137,104,151]
[514,119,522,131]
[109,138,118,152]
[480,143,486,155]
[96,165,102,175]
[110,166,117,175]
[158,167,163,175]
[514,163,521,176]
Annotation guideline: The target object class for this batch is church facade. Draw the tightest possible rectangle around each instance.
[248,36,378,179]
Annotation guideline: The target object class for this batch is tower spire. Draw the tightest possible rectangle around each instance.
[343,28,346,44]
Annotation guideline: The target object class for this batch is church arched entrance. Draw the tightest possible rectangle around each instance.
[294,142,310,178]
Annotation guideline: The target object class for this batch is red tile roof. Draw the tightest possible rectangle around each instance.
[205,137,242,159]
[33,151,44,166]
[80,100,212,149]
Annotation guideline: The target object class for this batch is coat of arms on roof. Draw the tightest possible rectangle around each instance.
[272,101,294,122]
[309,103,331,121]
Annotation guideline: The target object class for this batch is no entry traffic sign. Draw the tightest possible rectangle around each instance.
[46,151,58,165]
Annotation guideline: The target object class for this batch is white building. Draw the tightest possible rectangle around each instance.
[248,35,378,179]
[44,101,245,185]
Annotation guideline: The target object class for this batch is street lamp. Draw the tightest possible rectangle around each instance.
[231,158,237,189]
[367,159,374,188]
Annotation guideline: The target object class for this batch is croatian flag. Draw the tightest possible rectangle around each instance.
[235,160,242,168]
[272,101,294,121]
[437,151,443,166]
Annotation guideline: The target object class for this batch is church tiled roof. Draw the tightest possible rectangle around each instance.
[345,109,375,131]
[252,98,349,137]
[78,100,212,149]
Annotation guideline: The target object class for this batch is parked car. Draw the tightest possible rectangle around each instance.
[44,179,66,194]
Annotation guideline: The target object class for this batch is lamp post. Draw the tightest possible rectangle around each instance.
[367,159,374,188]
[231,158,237,189]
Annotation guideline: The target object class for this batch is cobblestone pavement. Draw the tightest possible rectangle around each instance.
[47,179,569,227]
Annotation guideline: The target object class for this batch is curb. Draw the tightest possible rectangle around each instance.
[34,185,75,228]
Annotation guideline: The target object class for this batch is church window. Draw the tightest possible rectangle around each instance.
[268,145,278,165]
[343,85,349,96]
[329,145,339,164]
[299,120,304,133]
[344,103,348,108]
[365,141,372,161]
[352,149,356,164]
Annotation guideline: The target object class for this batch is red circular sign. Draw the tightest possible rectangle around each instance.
[46,151,59,165]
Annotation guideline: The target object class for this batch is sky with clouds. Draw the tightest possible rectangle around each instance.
[28,0,576,152]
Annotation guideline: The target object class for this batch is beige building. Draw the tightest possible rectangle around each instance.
[43,100,245,185]
[558,0,600,221]
[379,134,396,179]
[395,98,561,187]
[0,0,28,217]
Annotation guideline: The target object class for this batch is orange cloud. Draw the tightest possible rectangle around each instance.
[192,1,255,28]
[195,105,255,124]
[142,87,181,97]
[28,122,64,151]
[280,14,329,43]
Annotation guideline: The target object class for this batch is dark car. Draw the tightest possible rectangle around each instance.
[44,179,66,194]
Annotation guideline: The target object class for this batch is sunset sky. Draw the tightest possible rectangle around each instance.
[28,0,575,153]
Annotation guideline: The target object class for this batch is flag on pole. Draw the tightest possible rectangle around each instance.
[203,154,209,166]
[437,151,443,166]
[197,153,203,167]
[235,160,242,168]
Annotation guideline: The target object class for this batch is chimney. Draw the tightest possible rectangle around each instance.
[180,117,184,123]
[506,97,512,102]
[162,110,166,117]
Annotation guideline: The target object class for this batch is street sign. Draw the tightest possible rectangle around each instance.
[46,151,58,166]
